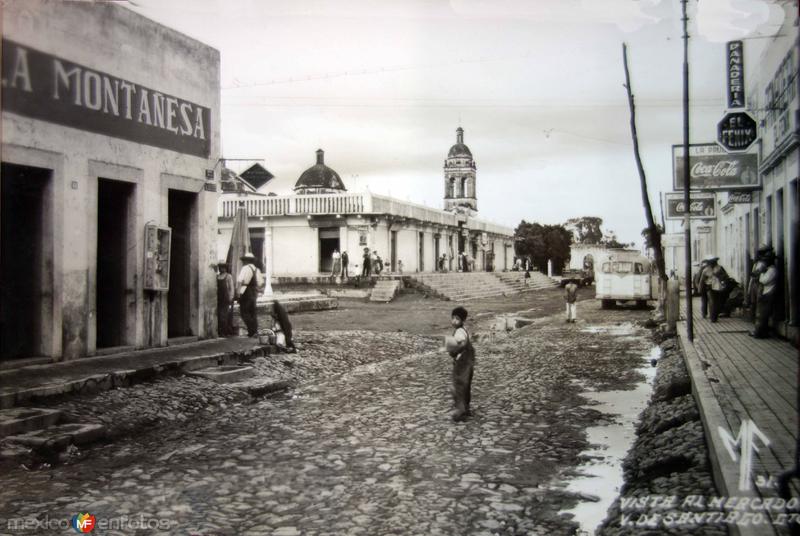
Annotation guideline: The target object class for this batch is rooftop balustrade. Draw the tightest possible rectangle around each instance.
[219,191,513,236]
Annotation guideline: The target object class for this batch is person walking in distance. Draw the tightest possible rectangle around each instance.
[362,247,371,277]
[331,248,341,277]
[751,249,778,339]
[341,250,349,279]
[216,261,234,336]
[237,252,261,337]
[565,278,578,323]
[445,306,475,422]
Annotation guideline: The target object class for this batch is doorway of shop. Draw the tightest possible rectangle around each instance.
[319,227,339,273]
[1,163,51,361]
[168,189,196,338]
[97,178,135,348]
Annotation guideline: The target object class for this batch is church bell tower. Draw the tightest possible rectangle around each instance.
[443,127,477,214]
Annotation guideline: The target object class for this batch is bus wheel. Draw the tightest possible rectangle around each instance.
[601,299,614,309]
[636,300,647,309]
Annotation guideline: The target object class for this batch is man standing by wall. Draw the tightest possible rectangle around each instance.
[237,252,261,337]
[751,249,778,339]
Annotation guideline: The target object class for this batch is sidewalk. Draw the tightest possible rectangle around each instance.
[0,338,272,409]
[678,297,798,536]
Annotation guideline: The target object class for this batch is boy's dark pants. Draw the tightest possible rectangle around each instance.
[452,355,474,418]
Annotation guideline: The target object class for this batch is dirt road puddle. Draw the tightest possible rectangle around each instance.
[558,344,660,535]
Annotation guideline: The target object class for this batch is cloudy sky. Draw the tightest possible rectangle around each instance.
[129,0,785,245]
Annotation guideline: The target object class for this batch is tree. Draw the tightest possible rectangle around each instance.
[601,229,629,249]
[565,216,604,244]
[641,224,665,251]
[514,220,572,274]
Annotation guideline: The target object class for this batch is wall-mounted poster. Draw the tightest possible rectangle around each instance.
[672,143,759,190]
[664,192,716,220]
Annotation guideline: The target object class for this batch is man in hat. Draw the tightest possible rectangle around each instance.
[216,261,234,337]
[751,248,778,338]
[237,252,261,337]
[745,246,773,322]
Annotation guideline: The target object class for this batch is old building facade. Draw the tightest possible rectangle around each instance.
[217,130,514,277]
[663,2,798,342]
[1,1,221,363]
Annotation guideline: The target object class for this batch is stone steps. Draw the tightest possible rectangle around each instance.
[407,271,558,301]
[370,280,401,302]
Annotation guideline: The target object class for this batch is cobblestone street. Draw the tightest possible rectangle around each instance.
[1,290,656,536]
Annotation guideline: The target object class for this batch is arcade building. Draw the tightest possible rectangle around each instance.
[217,128,515,277]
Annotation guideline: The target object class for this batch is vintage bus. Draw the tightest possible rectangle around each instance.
[595,251,655,309]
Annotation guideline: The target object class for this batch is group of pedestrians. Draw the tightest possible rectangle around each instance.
[354,247,385,277]
[693,246,778,339]
[214,252,295,351]
[330,249,350,278]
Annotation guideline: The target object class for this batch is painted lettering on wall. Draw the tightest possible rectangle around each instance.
[1,39,211,158]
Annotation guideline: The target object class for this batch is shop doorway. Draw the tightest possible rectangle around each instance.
[319,228,339,273]
[1,163,51,360]
[250,228,265,272]
[168,190,196,338]
[96,178,135,348]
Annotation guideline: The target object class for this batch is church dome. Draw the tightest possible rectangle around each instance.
[447,127,472,159]
[294,149,346,193]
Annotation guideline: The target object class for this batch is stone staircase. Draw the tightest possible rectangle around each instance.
[370,280,401,302]
[493,271,558,292]
[408,271,556,301]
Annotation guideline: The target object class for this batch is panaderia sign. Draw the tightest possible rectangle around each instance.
[1,39,211,158]
[664,192,716,220]
[672,143,759,191]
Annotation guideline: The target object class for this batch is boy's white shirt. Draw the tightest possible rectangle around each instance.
[453,326,468,343]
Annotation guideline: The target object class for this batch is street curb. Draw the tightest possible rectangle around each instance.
[0,345,274,410]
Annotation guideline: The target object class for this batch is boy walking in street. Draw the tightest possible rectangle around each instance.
[446,306,475,422]
[565,279,578,323]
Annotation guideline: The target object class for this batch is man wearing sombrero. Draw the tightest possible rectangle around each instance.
[237,251,261,337]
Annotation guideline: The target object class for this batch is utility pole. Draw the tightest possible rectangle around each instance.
[682,0,694,341]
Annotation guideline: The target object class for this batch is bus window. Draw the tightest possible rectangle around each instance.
[602,262,611,273]
[634,263,644,274]
[613,262,633,273]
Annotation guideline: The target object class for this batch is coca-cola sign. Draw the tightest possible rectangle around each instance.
[672,143,759,190]
[664,192,716,220]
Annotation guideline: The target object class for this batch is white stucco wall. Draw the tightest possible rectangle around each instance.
[2,1,221,358]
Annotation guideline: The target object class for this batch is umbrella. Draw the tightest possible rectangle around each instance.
[226,202,251,299]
